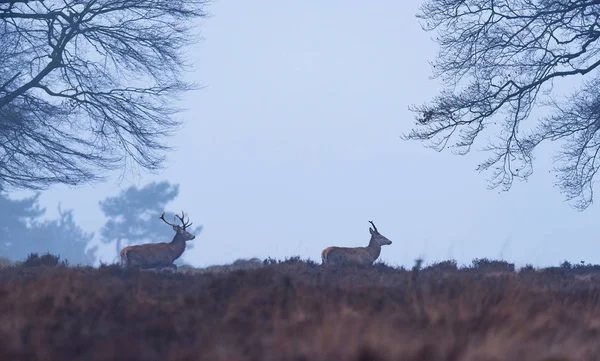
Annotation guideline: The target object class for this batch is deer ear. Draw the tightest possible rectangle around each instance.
[173,225,178,231]
[369,227,375,235]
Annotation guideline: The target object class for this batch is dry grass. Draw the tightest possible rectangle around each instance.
[178,257,264,275]
[0,255,600,361]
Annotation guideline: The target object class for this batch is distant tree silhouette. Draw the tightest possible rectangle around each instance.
[31,204,98,265]
[0,192,97,264]
[0,193,44,259]
[99,181,202,265]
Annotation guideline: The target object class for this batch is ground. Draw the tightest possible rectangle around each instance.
[0,255,599,361]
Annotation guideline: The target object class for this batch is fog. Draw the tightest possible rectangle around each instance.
[7,1,599,268]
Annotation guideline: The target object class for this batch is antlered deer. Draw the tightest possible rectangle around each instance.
[120,211,196,269]
[321,221,392,266]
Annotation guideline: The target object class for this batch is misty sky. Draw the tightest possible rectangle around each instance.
[11,1,600,268]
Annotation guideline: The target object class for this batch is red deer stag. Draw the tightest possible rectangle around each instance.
[120,211,196,269]
[321,221,392,266]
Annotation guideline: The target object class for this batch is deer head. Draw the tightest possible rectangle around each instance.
[369,220,392,246]
[160,211,196,242]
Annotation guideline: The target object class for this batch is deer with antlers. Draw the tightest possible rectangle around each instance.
[120,211,196,269]
[321,221,392,266]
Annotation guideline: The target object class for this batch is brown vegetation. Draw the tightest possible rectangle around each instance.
[1,254,600,361]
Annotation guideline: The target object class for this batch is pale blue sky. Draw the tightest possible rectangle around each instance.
[12,1,600,268]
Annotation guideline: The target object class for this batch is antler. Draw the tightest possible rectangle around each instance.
[369,220,378,233]
[160,211,193,229]
[174,210,193,230]
[160,212,178,227]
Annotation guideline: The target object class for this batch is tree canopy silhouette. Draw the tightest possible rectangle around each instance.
[0,192,97,264]
[0,0,209,191]
[406,0,600,210]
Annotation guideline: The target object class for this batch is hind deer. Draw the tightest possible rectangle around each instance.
[120,211,196,269]
[321,221,392,266]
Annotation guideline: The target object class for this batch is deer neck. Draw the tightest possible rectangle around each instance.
[366,237,382,261]
[169,235,187,260]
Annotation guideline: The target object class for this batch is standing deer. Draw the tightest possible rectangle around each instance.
[321,221,392,266]
[120,211,196,269]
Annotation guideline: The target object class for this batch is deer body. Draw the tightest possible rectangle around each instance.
[321,221,392,266]
[120,211,195,269]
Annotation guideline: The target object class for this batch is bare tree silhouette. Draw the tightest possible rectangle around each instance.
[0,0,209,190]
[405,0,600,210]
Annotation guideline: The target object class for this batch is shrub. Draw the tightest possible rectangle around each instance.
[520,264,536,273]
[471,258,515,272]
[560,260,572,269]
[21,252,68,268]
[423,259,458,273]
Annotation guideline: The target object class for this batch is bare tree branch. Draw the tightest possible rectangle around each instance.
[0,0,210,190]
[405,0,600,210]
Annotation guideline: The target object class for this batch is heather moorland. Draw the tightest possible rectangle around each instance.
[1,254,599,361]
